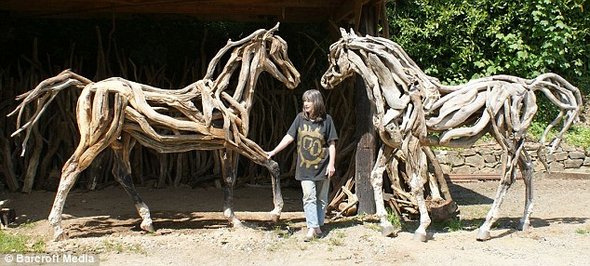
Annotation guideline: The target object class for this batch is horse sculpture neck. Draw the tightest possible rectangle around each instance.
[175,24,299,137]
[325,33,442,114]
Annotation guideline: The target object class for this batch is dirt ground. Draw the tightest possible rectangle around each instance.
[2,174,590,266]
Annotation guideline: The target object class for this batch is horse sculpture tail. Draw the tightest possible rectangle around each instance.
[531,73,583,171]
[7,69,92,156]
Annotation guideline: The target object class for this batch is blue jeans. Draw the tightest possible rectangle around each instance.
[301,179,330,229]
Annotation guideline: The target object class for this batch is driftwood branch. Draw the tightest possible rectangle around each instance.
[322,28,581,241]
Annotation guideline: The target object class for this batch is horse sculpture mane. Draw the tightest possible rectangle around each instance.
[322,28,581,241]
[10,23,300,241]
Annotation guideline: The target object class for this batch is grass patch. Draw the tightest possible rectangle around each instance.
[386,209,402,230]
[18,221,37,230]
[102,239,145,254]
[327,230,345,246]
[575,227,590,235]
[364,223,381,232]
[0,231,45,253]
[444,218,463,232]
[272,223,294,239]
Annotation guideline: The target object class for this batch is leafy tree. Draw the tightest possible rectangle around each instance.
[386,0,589,99]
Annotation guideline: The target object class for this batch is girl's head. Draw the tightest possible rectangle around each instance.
[302,89,326,121]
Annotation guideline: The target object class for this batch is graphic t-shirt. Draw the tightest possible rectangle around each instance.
[287,113,338,181]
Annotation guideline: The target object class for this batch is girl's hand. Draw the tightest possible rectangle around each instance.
[326,165,336,178]
[265,151,274,159]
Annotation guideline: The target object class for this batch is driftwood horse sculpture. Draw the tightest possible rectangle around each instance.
[9,23,300,241]
[321,29,581,241]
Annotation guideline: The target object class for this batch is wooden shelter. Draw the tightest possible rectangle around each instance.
[0,0,390,214]
[0,1,388,27]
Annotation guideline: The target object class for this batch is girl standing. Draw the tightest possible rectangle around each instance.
[267,89,338,241]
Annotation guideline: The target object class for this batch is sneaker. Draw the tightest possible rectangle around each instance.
[314,228,323,235]
[304,228,318,242]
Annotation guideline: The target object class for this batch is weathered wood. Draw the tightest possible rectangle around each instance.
[22,124,42,193]
[321,29,582,241]
[10,24,300,241]
[354,3,378,215]
[0,138,19,191]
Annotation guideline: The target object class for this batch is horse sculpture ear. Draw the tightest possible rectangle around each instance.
[340,28,348,38]
[348,28,358,37]
[263,22,280,40]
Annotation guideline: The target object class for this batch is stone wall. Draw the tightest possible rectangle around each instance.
[433,142,590,175]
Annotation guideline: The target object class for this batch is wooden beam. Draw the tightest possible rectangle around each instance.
[332,0,356,23]
[0,0,349,23]
[354,1,379,215]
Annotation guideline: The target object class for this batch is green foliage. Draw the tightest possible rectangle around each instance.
[563,126,590,148]
[387,0,590,123]
[0,231,45,253]
[102,239,145,254]
[386,208,403,229]
[273,224,293,239]
[327,230,346,246]
[528,122,590,148]
[575,226,590,235]
[444,218,464,232]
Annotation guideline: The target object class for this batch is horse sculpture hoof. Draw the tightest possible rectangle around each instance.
[140,220,155,233]
[476,229,491,241]
[231,219,243,228]
[53,231,69,242]
[381,224,397,237]
[413,232,428,242]
[269,212,281,223]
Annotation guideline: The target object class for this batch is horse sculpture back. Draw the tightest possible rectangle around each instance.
[10,23,300,241]
[322,28,581,241]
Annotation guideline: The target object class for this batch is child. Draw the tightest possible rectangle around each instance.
[267,89,338,241]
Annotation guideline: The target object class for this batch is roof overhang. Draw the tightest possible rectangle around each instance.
[0,0,383,24]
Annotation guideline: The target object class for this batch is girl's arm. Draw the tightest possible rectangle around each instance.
[266,135,295,158]
[326,140,336,177]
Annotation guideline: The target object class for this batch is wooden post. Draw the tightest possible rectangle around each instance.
[354,3,378,214]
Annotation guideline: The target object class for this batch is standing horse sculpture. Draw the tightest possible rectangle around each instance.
[321,29,581,241]
[9,23,300,241]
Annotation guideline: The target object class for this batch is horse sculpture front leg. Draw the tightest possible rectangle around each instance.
[477,138,529,241]
[398,132,432,242]
[265,159,283,221]
[371,145,397,237]
[219,146,284,227]
[111,136,154,233]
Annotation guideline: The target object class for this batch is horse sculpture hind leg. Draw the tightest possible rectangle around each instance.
[477,138,530,241]
[518,149,534,231]
[219,149,243,226]
[48,88,126,241]
[48,154,89,241]
[110,134,155,233]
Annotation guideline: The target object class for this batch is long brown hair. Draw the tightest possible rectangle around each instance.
[302,89,326,121]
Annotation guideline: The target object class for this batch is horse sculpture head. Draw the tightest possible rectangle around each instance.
[321,28,442,111]
[320,29,357,90]
[205,22,300,98]
[260,25,301,90]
